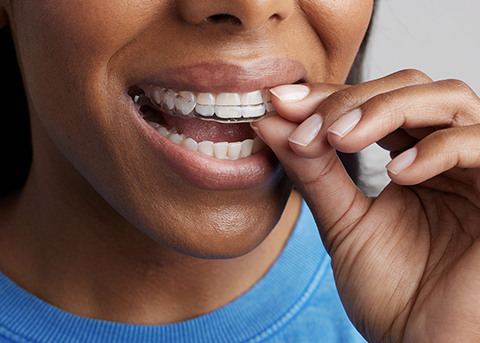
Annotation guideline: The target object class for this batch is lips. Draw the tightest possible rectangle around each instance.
[132,58,307,93]
[126,58,307,190]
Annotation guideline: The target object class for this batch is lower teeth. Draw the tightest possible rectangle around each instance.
[146,120,265,160]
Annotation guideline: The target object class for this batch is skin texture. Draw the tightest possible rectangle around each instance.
[254,73,480,342]
[5,0,480,341]
[0,0,373,327]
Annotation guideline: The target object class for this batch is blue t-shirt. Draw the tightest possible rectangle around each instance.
[0,201,366,342]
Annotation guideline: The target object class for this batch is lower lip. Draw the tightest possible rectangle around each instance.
[129,101,284,190]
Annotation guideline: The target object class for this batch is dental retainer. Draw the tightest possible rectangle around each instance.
[134,84,276,123]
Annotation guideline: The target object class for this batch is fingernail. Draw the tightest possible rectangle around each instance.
[270,84,310,103]
[250,122,265,141]
[328,109,362,138]
[288,114,323,147]
[386,147,418,175]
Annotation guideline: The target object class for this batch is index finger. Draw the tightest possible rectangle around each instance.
[269,83,349,123]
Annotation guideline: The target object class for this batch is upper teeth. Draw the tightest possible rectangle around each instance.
[137,84,275,123]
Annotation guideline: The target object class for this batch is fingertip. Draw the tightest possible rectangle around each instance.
[250,114,298,150]
[287,113,323,147]
[269,84,311,103]
[386,147,418,176]
[269,83,344,123]
[327,109,362,138]
[250,122,265,142]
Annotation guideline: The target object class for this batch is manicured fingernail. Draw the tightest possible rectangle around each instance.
[386,147,418,175]
[250,122,265,141]
[270,84,310,103]
[328,109,362,137]
[288,114,323,147]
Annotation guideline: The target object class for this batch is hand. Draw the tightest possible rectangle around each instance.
[253,70,480,343]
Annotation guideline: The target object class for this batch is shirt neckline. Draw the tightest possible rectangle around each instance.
[0,201,330,343]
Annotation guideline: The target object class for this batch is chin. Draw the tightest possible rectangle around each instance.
[130,181,294,259]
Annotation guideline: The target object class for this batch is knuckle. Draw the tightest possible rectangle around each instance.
[427,128,451,148]
[367,91,405,115]
[437,79,480,125]
[396,69,433,85]
[325,87,360,110]
[424,127,467,157]
[440,79,475,97]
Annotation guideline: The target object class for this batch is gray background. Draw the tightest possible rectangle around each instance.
[360,0,480,194]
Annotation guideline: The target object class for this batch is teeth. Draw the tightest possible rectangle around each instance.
[181,138,198,151]
[216,93,242,106]
[152,87,165,105]
[138,85,275,123]
[215,93,242,119]
[168,133,184,145]
[164,90,176,110]
[227,142,242,160]
[213,142,229,159]
[175,91,196,115]
[137,85,270,158]
[198,141,214,156]
[241,90,263,105]
[147,121,265,160]
[196,93,215,117]
[240,139,254,157]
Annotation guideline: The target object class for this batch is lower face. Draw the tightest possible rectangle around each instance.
[9,0,373,258]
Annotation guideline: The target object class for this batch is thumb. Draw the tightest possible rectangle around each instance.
[253,113,371,254]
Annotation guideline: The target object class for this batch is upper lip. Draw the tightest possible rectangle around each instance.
[129,58,307,93]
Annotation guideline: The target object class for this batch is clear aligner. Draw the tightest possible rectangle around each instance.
[136,85,276,123]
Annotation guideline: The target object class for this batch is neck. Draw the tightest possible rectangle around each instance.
[0,142,301,325]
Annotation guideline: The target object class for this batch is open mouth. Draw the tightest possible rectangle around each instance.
[129,84,274,160]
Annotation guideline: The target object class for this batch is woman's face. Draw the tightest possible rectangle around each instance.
[6,0,373,257]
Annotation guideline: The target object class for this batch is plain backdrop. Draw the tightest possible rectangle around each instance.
[359,0,480,195]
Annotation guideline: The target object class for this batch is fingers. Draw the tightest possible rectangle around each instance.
[269,83,348,123]
[327,79,480,154]
[276,69,435,158]
[252,114,371,235]
[254,69,480,241]
[252,71,480,254]
[274,72,480,162]
[386,125,480,185]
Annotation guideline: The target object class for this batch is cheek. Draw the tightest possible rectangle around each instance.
[303,0,374,81]
[11,0,155,117]
[10,0,157,168]
[13,0,151,61]
[314,0,373,46]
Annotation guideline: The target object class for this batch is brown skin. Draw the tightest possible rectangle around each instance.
[7,0,480,341]
[0,0,372,327]
[255,72,480,342]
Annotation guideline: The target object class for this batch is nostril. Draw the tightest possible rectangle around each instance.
[205,14,242,26]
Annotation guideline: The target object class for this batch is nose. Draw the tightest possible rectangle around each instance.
[176,0,294,32]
